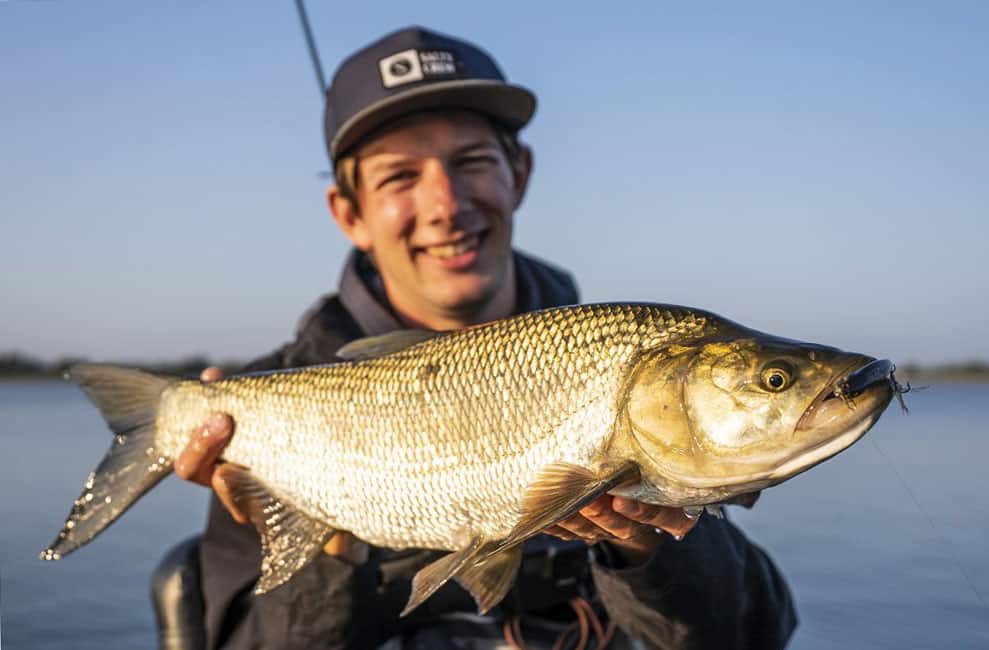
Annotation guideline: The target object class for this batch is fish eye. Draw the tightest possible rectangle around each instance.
[760,362,794,392]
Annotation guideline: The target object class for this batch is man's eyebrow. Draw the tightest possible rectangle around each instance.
[454,141,499,156]
[362,157,413,176]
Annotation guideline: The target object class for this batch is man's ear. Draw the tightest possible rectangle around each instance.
[511,145,534,210]
[327,185,372,251]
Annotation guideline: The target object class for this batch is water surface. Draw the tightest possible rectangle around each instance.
[1,382,986,648]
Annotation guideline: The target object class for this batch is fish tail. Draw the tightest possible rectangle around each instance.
[40,363,177,561]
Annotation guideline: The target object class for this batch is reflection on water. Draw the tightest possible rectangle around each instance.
[1,382,987,648]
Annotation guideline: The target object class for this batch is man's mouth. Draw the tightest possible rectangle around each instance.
[419,232,483,259]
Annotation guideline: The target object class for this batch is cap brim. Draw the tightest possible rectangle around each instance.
[330,79,536,159]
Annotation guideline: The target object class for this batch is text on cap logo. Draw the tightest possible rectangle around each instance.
[379,49,459,89]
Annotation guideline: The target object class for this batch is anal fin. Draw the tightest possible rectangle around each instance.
[454,545,523,615]
[402,536,484,617]
[218,464,335,594]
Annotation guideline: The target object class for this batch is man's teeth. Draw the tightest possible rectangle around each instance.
[424,235,479,259]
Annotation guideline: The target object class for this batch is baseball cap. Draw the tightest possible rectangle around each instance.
[323,26,536,161]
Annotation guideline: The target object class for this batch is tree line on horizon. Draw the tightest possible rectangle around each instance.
[0,352,243,379]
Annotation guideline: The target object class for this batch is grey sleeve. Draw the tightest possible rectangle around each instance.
[590,516,797,649]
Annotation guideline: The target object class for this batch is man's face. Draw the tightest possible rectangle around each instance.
[333,111,529,324]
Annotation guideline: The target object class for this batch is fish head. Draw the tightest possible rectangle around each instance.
[624,334,894,496]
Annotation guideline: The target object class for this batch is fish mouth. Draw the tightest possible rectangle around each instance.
[795,356,895,433]
[768,356,897,482]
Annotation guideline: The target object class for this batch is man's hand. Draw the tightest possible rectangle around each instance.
[173,367,368,564]
[544,495,698,565]
[173,367,247,522]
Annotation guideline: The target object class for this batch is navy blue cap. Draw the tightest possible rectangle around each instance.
[323,27,536,161]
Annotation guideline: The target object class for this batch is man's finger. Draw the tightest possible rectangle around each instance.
[580,499,643,540]
[556,514,611,542]
[323,531,370,565]
[212,463,250,525]
[173,413,233,485]
[200,366,225,382]
[579,495,611,517]
[543,525,577,541]
[612,497,698,538]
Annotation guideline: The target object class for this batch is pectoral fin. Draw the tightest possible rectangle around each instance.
[499,461,641,550]
[218,465,335,594]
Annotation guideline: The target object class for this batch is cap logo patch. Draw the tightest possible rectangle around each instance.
[379,49,459,89]
[379,49,423,88]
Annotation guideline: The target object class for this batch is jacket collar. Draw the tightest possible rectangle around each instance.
[336,249,578,337]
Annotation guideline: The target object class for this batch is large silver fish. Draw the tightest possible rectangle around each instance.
[41,303,901,615]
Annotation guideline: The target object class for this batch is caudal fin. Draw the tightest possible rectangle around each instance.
[40,363,177,561]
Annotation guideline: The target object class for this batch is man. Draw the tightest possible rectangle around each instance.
[175,27,797,649]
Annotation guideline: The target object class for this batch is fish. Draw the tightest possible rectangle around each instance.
[40,302,901,615]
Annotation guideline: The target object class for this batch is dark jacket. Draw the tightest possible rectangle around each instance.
[199,250,796,649]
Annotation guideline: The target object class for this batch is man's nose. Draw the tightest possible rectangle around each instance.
[420,160,461,222]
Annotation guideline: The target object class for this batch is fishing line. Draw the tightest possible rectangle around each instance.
[868,435,987,609]
[293,0,333,179]
[294,0,327,97]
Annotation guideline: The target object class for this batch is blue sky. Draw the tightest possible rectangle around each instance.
[2,2,986,365]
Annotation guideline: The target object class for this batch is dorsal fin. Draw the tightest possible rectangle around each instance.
[336,329,443,361]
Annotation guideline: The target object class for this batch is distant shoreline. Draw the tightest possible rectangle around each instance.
[0,353,241,382]
[895,367,989,384]
[2,353,987,383]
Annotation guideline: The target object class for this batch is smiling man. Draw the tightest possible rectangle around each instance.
[329,109,520,331]
[174,27,796,649]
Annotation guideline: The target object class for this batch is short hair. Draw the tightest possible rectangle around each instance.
[333,115,524,214]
